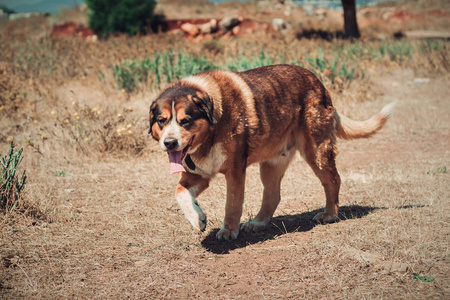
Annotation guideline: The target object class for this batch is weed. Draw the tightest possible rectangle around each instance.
[107,40,448,94]
[202,40,225,55]
[412,273,435,282]
[379,41,413,63]
[55,171,68,177]
[426,166,447,175]
[437,166,447,173]
[421,40,443,53]
[0,63,24,114]
[306,48,327,74]
[58,103,147,155]
[11,38,59,78]
[1,140,27,213]
[113,64,138,93]
[227,47,275,71]
[113,50,217,92]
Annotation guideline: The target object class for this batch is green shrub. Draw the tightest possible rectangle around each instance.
[110,40,447,93]
[85,0,157,38]
[227,48,275,71]
[0,4,15,15]
[1,140,27,213]
[113,50,218,92]
[379,41,413,63]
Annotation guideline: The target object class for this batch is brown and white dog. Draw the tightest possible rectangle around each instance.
[149,64,394,241]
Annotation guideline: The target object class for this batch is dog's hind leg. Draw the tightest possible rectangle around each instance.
[300,135,341,223]
[241,148,296,233]
[176,173,210,232]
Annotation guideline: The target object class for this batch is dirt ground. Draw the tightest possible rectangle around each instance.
[1,1,450,299]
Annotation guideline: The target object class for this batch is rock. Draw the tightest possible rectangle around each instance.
[88,34,98,42]
[405,30,450,39]
[357,251,383,264]
[316,8,327,20]
[304,5,313,16]
[180,23,199,36]
[232,25,240,36]
[413,78,430,83]
[345,247,409,273]
[385,262,409,273]
[219,17,242,33]
[284,6,291,17]
[200,19,218,34]
[272,18,286,31]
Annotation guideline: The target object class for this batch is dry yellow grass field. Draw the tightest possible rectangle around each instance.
[1,1,449,298]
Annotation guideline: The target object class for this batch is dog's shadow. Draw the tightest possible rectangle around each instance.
[201,205,418,254]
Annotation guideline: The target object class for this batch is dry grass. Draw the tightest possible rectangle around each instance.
[1,1,449,298]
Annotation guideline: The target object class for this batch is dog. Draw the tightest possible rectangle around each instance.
[149,64,394,241]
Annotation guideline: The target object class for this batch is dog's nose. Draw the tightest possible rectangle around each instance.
[164,138,179,150]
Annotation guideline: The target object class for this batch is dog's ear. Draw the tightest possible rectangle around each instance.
[148,101,158,134]
[192,93,217,124]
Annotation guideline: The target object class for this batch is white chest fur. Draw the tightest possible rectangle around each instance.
[184,143,226,178]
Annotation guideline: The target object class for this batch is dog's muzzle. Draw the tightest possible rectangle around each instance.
[164,138,179,151]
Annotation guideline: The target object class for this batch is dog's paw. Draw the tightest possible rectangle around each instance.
[197,211,207,232]
[241,219,268,233]
[313,212,338,224]
[216,226,239,241]
[185,205,207,232]
[177,194,207,231]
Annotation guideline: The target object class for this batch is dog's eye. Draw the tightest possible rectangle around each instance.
[179,118,192,127]
[157,118,167,126]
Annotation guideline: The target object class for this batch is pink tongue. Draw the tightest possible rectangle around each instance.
[168,151,186,174]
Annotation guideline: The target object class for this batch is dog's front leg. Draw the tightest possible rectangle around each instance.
[176,173,210,232]
[216,168,246,241]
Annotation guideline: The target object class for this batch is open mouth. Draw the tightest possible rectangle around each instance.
[167,136,194,174]
[182,136,194,156]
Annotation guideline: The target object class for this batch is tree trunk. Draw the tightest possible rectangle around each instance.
[342,0,360,38]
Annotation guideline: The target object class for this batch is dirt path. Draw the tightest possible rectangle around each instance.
[1,69,449,298]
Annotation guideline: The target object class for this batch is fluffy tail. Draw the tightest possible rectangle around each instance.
[334,102,396,140]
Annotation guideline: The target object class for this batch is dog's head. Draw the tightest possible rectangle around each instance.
[149,83,216,159]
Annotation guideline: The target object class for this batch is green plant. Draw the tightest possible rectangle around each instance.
[202,40,225,55]
[113,50,217,92]
[85,0,157,38]
[0,4,16,15]
[426,166,447,174]
[55,171,68,177]
[305,48,327,74]
[437,166,447,173]
[110,40,448,94]
[303,50,361,84]
[227,48,275,71]
[12,38,59,77]
[421,40,443,53]
[379,41,413,63]
[1,140,27,212]
[412,273,435,282]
